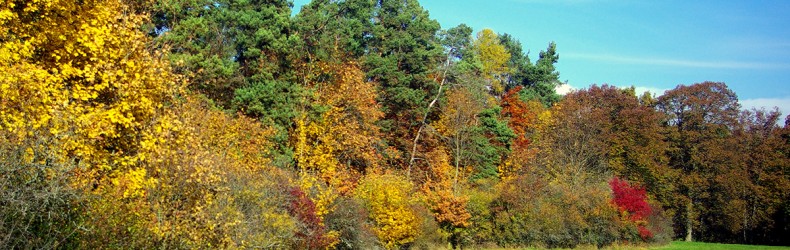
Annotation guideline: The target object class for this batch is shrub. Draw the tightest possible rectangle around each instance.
[325,197,379,250]
[0,140,83,249]
[355,172,421,249]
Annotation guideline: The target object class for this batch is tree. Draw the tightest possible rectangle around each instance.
[435,86,485,183]
[656,81,740,242]
[473,29,510,97]
[498,33,532,91]
[610,177,654,241]
[522,42,562,107]
[295,0,446,178]
[499,86,544,179]
[293,60,384,195]
[406,23,473,179]
[421,147,471,249]
[555,85,673,205]
[0,0,179,183]
[1,1,302,247]
[709,108,790,244]
[293,0,375,62]
[147,0,297,107]
[363,0,444,172]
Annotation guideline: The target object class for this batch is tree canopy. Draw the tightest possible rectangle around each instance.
[1,0,787,248]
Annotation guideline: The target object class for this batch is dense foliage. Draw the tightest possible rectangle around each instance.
[1,0,788,249]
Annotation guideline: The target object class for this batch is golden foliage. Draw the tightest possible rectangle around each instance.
[356,172,421,249]
[473,28,511,95]
[1,0,299,247]
[0,0,180,174]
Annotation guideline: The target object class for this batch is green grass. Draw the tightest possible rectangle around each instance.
[650,241,790,250]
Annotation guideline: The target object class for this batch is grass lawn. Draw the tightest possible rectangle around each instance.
[649,241,790,250]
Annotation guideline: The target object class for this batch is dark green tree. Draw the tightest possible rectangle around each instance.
[498,33,531,91]
[521,42,562,107]
[293,0,375,62]
[147,0,298,107]
[364,0,444,170]
[496,34,562,107]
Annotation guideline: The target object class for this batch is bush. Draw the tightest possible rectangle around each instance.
[325,197,379,250]
[0,140,83,249]
[486,171,621,248]
[355,172,421,249]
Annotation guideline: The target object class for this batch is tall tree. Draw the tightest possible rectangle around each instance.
[498,33,532,92]
[549,85,672,202]
[295,0,446,176]
[473,29,510,97]
[656,81,740,242]
[293,0,375,62]
[364,0,444,172]
[522,42,562,106]
[406,23,473,178]
[495,34,563,107]
[709,108,790,244]
[147,0,297,106]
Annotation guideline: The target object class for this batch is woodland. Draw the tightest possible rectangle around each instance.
[1,0,788,249]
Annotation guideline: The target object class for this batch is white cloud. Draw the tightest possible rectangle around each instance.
[555,83,577,95]
[740,97,790,123]
[565,53,790,70]
[632,86,669,97]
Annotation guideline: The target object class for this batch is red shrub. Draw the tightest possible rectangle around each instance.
[638,225,653,241]
[610,177,655,242]
[287,187,336,249]
[609,177,652,221]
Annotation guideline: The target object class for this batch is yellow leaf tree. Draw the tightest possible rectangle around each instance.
[473,28,511,96]
[0,0,179,179]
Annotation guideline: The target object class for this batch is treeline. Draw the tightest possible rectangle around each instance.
[1,0,788,249]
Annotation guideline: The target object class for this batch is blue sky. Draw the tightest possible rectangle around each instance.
[291,0,790,116]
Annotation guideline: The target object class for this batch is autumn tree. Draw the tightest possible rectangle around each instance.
[1,0,182,171]
[292,59,384,213]
[1,0,303,248]
[406,23,475,179]
[551,85,673,205]
[435,87,485,182]
[421,147,471,249]
[610,177,654,241]
[499,86,545,178]
[707,108,790,244]
[473,29,510,97]
[143,0,304,168]
[364,0,444,173]
[656,81,740,242]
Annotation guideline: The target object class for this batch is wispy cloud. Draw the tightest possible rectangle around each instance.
[565,53,790,70]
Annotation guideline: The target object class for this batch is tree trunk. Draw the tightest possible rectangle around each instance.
[407,53,452,179]
[685,200,693,242]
